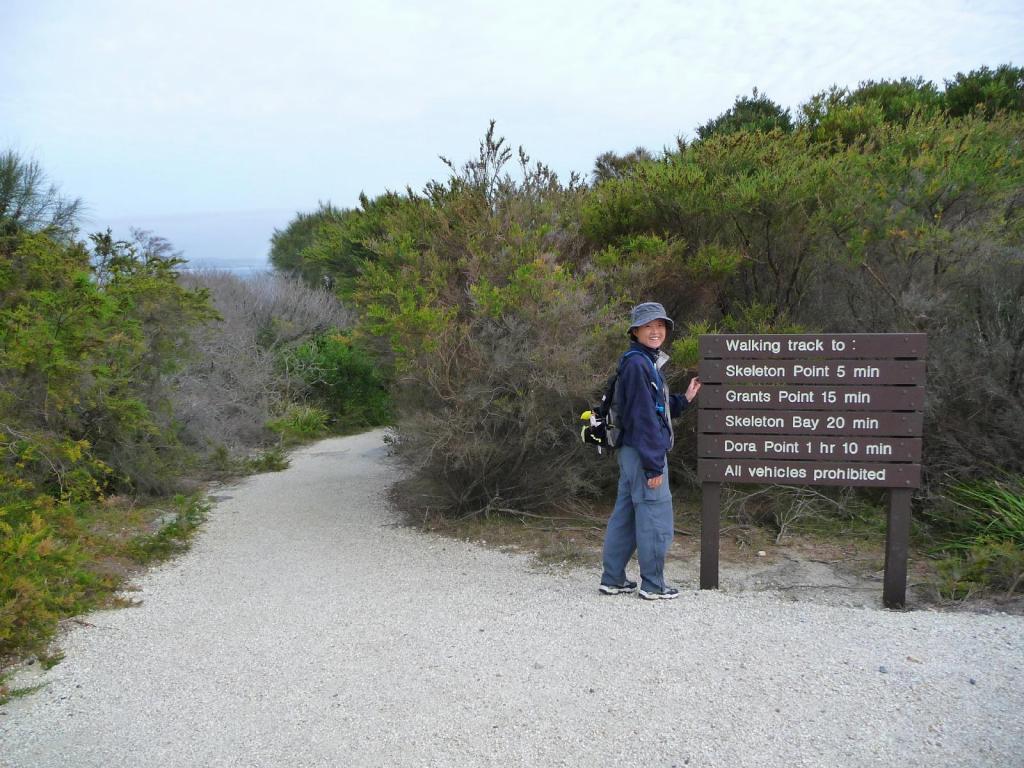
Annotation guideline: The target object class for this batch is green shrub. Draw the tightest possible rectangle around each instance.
[935,541,1024,600]
[0,456,107,663]
[0,488,212,668]
[351,125,663,517]
[1,228,212,496]
[0,157,217,667]
[283,332,390,430]
[0,505,98,662]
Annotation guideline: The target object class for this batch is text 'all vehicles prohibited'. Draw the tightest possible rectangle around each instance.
[698,459,922,488]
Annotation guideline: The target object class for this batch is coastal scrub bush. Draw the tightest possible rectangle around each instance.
[808,112,1024,484]
[0,151,374,668]
[1,228,212,495]
[350,124,638,516]
[582,109,1024,492]
[0,521,91,663]
[271,66,1023,531]
[0,431,111,664]
[0,212,212,665]
[283,332,391,430]
[171,271,355,455]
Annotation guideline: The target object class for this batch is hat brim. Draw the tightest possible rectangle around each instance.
[628,317,675,332]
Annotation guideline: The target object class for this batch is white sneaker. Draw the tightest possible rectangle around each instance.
[599,580,638,595]
[638,586,679,600]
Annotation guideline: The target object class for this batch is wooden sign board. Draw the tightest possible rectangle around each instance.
[696,333,927,608]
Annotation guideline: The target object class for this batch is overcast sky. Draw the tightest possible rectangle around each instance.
[3,0,1022,268]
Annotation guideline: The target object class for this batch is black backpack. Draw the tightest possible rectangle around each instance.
[580,350,652,453]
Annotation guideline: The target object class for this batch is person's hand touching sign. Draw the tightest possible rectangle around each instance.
[685,376,702,402]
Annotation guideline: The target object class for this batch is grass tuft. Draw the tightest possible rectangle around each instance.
[125,495,209,564]
[926,475,1024,598]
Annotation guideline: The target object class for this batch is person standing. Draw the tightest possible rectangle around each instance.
[599,302,701,600]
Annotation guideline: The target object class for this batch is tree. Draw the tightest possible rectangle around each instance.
[269,194,408,297]
[798,86,887,144]
[696,88,793,140]
[1,224,215,493]
[944,64,1024,117]
[0,150,81,240]
[847,77,943,124]
[268,202,348,284]
[799,78,944,144]
[592,147,655,183]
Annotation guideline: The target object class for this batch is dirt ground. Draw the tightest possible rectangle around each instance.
[420,510,1024,615]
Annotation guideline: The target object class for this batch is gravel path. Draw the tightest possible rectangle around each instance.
[3,430,1022,767]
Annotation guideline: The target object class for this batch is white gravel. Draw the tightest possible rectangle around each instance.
[2,429,1022,767]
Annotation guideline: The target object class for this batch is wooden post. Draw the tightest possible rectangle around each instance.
[883,487,913,608]
[700,481,721,589]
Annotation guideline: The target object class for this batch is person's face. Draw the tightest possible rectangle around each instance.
[633,319,668,349]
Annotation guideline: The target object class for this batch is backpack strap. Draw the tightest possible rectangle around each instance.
[618,349,659,382]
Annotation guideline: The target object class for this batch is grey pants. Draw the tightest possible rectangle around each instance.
[600,445,673,593]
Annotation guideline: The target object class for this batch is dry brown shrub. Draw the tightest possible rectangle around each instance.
[171,271,353,453]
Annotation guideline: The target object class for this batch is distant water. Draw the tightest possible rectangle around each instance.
[176,264,271,274]
[92,207,298,272]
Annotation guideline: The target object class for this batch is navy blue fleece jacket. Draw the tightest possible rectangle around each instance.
[617,341,689,478]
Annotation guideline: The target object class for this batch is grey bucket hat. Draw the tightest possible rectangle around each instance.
[628,301,675,333]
